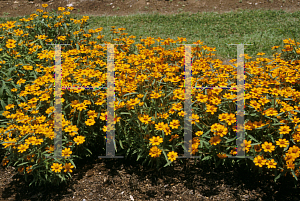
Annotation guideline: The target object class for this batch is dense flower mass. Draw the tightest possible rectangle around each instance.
[0,4,300,187]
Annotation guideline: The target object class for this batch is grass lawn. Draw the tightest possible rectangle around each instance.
[1,8,299,62]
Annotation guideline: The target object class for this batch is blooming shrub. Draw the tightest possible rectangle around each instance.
[0,5,300,187]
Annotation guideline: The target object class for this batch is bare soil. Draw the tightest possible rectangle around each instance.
[1,146,300,201]
[1,0,300,200]
[1,0,300,18]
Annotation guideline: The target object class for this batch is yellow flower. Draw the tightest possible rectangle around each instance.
[34,138,43,145]
[3,138,17,148]
[62,148,72,158]
[74,136,85,145]
[169,119,180,129]
[5,104,15,110]
[51,163,63,173]
[7,39,16,44]
[5,21,16,29]
[195,131,203,136]
[6,43,16,49]
[18,166,24,173]
[57,36,67,41]
[266,159,277,169]
[2,157,9,166]
[23,65,33,70]
[155,122,166,131]
[276,138,289,148]
[58,7,65,11]
[149,136,163,146]
[36,35,47,40]
[254,144,262,152]
[11,88,18,92]
[17,144,29,153]
[168,134,179,142]
[26,165,33,173]
[243,140,252,148]
[167,151,178,162]
[253,155,267,167]
[42,4,48,8]
[163,125,171,135]
[262,141,275,153]
[85,118,96,126]
[209,136,221,146]
[45,39,53,43]
[150,92,162,99]
[149,146,162,158]
[25,136,37,145]
[40,93,50,101]
[286,161,295,170]
[138,114,152,124]
[279,125,292,134]
[102,125,107,132]
[63,163,74,173]
[46,145,54,153]
[230,149,237,156]
[87,110,98,118]
[217,153,228,159]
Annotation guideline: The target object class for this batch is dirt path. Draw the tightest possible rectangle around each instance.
[1,0,300,18]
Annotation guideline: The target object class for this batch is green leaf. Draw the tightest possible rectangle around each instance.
[247,134,259,143]
[7,66,16,77]
[58,174,63,179]
[85,148,92,156]
[136,150,144,161]
[202,156,211,161]
[18,132,32,144]
[0,80,6,98]
[119,139,124,149]
[200,139,204,149]
[268,122,285,126]
[123,92,138,97]
[0,99,7,112]
[199,127,211,138]
[132,149,137,155]
[7,97,12,105]
[69,159,76,169]
[255,124,270,130]
[225,136,237,143]
[162,149,170,165]
[119,112,131,115]
[283,143,290,152]
[17,161,30,167]
[18,95,26,103]
[291,169,298,181]
[274,171,281,182]
[126,147,131,158]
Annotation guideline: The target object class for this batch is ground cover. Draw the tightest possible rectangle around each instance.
[0,1,300,200]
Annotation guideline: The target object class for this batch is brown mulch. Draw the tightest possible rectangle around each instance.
[1,145,300,201]
[1,0,300,200]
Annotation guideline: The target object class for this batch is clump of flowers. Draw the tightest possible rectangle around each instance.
[0,4,300,188]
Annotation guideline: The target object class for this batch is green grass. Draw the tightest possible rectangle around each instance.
[1,8,300,62]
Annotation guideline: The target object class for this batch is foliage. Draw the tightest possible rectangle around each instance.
[0,5,300,187]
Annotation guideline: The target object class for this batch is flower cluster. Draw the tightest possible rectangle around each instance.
[0,4,300,187]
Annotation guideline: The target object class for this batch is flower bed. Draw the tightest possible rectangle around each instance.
[0,5,300,187]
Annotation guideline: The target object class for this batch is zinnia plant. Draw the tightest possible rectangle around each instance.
[0,5,300,188]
